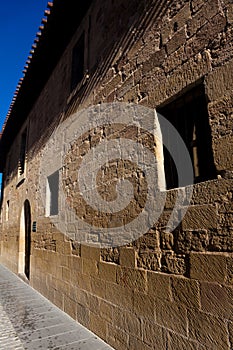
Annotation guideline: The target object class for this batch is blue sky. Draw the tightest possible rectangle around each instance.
[0,0,49,130]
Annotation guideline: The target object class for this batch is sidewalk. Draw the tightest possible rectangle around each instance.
[0,264,114,350]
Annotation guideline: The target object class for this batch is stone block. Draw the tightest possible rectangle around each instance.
[116,267,147,292]
[75,288,90,308]
[163,188,183,210]
[188,309,228,349]
[116,75,134,99]
[70,255,83,272]
[191,0,207,14]
[205,58,233,101]
[176,230,209,253]
[122,86,138,103]
[226,256,233,285]
[190,252,227,282]
[137,249,161,271]
[166,27,187,55]
[182,205,218,230]
[98,261,117,283]
[75,272,91,292]
[55,278,70,296]
[227,4,233,24]
[133,291,156,320]
[200,281,233,319]
[167,332,198,350]
[112,307,141,337]
[161,4,191,44]
[209,231,233,252]
[156,210,179,231]
[62,266,71,283]
[186,13,226,57]
[63,295,77,320]
[82,258,98,276]
[161,231,174,250]
[212,135,233,171]
[87,293,100,315]
[80,244,101,261]
[156,300,188,336]
[171,275,201,309]
[163,45,187,73]
[107,324,129,350]
[129,336,152,350]
[76,302,90,328]
[142,48,166,76]
[103,74,121,96]
[150,51,211,105]
[105,282,134,310]
[119,247,136,268]
[53,289,64,310]
[101,247,120,264]
[187,0,222,38]
[161,252,187,275]
[142,320,167,349]
[89,312,107,340]
[147,271,172,300]
[188,178,233,206]
[90,277,106,298]
[99,300,113,323]
[229,322,233,348]
[208,95,233,139]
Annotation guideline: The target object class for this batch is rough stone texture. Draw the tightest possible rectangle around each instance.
[167,332,200,350]
[147,271,172,300]
[119,247,136,268]
[206,58,233,101]
[188,309,229,349]
[190,252,227,283]
[213,135,233,171]
[156,300,188,336]
[142,320,167,349]
[171,275,201,309]
[0,0,233,349]
[229,322,233,349]
[200,282,233,319]
[182,205,218,230]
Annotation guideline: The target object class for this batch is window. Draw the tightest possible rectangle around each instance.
[7,154,11,176]
[6,152,11,182]
[158,85,216,189]
[6,200,9,222]
[71,33,85,91]
[19,129,27,176]
[46,171,59,216]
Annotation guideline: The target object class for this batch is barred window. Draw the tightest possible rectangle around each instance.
[19,129,27,176]
[158,85,216,189]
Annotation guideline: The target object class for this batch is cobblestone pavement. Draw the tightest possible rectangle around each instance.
[0,264,114,350]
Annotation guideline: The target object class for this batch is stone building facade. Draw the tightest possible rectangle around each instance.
[0,0,233,349]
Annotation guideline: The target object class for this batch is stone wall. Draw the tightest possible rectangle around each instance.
[0,0,233,349]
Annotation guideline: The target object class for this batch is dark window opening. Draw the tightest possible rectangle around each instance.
[19,129,27,176]
[47,171,59,216]
[71,33,85,91]
[6,152,11,181]
[158,85,216,189]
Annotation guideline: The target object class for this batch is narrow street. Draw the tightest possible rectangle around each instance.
[0,264,113,350]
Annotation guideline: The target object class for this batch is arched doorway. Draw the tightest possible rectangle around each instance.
[18,200,31,280]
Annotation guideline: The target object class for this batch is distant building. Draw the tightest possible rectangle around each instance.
[0,0,232,349]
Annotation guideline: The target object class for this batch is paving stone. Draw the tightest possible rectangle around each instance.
[0,264,114,350]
